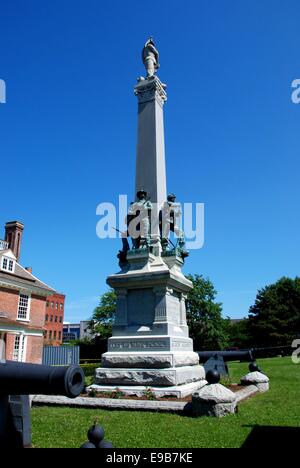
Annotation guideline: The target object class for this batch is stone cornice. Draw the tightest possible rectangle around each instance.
[134,76,167,106]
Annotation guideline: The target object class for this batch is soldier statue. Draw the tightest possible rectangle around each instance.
[127,190,152,250]
[160,193,188,258]
[117,234,130,269]
[142,37,160,79]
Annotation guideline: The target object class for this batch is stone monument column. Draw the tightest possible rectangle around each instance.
[134,77,167,253]
[134,77,167,208]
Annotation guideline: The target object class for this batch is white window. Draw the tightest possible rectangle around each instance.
[17,294,31,321]
[0,332,6,361]
[12,335,27,362]
[1,256,15,273]
[13,336,20,360]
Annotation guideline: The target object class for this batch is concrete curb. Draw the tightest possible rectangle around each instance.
[235,385,258,403]
[32,395,192,413]
[32,384,260,414]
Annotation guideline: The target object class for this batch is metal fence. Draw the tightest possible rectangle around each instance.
[42,346,80,366]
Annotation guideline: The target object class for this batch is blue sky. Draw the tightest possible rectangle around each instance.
[1,0,299,322]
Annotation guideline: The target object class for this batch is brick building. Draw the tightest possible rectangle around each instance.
[44,292,65,345]
[0,221,54,364]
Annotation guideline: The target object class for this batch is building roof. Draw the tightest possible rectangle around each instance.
[0,249,55,296]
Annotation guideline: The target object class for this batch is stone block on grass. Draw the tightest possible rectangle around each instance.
[192,383,237,418]
[240,371,269,393]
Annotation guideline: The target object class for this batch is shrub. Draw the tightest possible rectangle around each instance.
[111,388,125,399]
[80,363,100,378]
[143,387,157,400]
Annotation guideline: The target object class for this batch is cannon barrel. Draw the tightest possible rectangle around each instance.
[197,349,253,363]
[0,361,85,398]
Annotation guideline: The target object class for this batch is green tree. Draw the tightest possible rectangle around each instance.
[185,274,228,350]
[90,289,117,339]
[248,277,300,347]
[223,318,251,349]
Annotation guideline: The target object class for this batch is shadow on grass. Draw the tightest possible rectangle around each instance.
[242,425,300,448]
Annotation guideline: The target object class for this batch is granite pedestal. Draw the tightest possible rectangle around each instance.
[91,252,205,397]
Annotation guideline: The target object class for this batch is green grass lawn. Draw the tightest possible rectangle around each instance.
[31,357,300,448]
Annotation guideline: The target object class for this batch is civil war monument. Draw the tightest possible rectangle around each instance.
[90,38,206,397]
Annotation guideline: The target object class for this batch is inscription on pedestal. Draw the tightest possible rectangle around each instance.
[108,340,167,351]
[172,339,193,349]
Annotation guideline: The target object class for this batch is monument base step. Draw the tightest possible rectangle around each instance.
[101,351,200,369]
[94,365,205,387]
[87,380,207,399]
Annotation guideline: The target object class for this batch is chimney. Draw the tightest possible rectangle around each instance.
[5,221,24,262]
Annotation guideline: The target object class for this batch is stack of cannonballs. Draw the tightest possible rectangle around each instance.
[80,421,113,448]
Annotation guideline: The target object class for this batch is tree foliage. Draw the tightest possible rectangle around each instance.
[185,274,228,350]
[223,318,251,349]
[90,289,117,338]
[248,277,300,347]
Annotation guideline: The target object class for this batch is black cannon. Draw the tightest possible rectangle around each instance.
[0,360,85,448]
[197,349,254,363]
[197,349,254,378]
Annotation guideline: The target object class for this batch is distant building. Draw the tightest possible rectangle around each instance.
[44,292,65,345]
[63,321,92,342]
[0,221,54,363]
